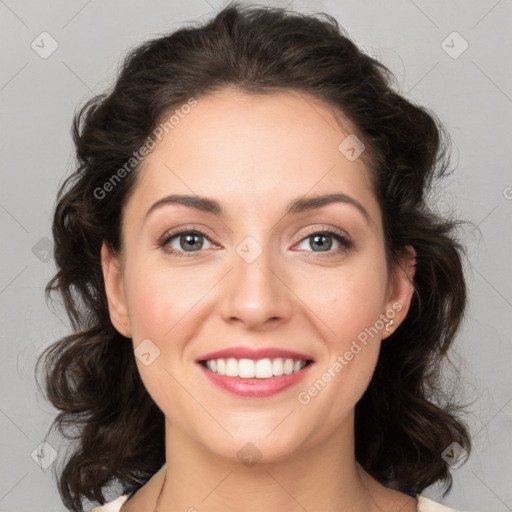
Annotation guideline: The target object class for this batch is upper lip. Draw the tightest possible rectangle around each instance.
[196,346,315,362]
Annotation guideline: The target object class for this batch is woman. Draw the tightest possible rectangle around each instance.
[36,3,471,511]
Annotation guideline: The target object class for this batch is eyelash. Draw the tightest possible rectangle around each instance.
[158,225,353,259]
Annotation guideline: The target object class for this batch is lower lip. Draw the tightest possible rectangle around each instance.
[197,362,314,397]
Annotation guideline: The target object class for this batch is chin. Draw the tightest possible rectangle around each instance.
[199,427,308,466]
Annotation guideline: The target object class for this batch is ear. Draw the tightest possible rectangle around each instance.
[101,240,131,338]
[381,244,416,339]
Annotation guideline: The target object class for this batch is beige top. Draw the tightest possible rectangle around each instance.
[90,493,464,511]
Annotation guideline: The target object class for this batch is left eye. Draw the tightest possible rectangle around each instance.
[296,230,352,254]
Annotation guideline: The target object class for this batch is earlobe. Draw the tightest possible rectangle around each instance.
[101,241,132,338]
[382,245,417,339]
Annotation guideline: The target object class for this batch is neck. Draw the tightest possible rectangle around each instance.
[153,412,411,512]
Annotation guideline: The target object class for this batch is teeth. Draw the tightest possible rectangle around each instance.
[203,357,308,378]
[226,358,238,377]
[272,357,283,376]
[239,359,256,378]
[283,358,294,375]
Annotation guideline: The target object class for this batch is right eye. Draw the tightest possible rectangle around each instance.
[159,229,217,257]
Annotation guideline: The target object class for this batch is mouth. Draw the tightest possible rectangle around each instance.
[199,357,314,378]
[196,350,315,397]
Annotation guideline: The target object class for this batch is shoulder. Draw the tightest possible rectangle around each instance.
[417,494,467,512]
[89,492,466,512]
[89,494,129,512]
[90,463,166,511]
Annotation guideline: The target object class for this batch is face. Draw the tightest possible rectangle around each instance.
[102,88,415,464]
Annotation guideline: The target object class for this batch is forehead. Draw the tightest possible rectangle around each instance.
[126,88,379,223]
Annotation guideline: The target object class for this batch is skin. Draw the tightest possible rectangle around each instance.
[102,87,417,512]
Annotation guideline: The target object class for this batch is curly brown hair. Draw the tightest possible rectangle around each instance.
[35,2,472,510]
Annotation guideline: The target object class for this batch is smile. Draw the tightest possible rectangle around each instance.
[197,358,314,398]
[201,357,311,378]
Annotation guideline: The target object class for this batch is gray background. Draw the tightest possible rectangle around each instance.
[1,0,511,510]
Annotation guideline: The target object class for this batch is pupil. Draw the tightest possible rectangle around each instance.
[311,234,332,251]
[182,233,202,250]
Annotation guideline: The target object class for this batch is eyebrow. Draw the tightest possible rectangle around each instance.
[144,192,370,223]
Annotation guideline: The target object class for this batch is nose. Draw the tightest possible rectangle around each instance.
[218,246,293,330]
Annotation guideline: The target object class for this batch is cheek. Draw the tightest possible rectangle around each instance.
[291,256,387,413]
[123,266,204,420]
[296,258,389,345]
[124,263,202,342]
[123,262,213,404]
